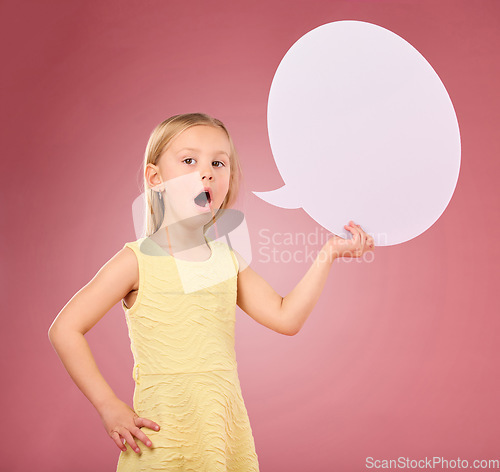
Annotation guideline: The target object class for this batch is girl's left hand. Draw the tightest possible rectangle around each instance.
[326,221,375,259]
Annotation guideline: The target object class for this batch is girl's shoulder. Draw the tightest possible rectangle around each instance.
[230,248,249,274]
[123,237,163,257]
[208,238,249,274]
[117,240,141,289]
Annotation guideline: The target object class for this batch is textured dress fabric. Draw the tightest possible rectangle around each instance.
[115,236,259,472]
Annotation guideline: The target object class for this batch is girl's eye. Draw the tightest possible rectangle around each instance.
[182,158,225,167]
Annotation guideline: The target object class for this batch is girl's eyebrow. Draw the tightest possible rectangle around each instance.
[175,147,229,157]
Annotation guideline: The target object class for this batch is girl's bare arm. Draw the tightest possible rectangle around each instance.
[236,222,374,336]
[48,247,138,412]
[48,247,160,453]
[236,242,334,336]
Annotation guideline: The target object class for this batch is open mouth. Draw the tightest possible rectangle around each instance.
[194,190,212,208]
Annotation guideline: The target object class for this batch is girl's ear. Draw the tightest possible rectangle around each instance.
[145,163,163,190]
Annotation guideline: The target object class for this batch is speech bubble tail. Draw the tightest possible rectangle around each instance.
[252,185,302,210]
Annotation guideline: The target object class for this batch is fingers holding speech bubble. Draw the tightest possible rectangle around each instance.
[254,20,461,246]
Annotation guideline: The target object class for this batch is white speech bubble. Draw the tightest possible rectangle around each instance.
[255,20,461,246]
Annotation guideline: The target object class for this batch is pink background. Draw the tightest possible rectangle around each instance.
[2,0,500,470]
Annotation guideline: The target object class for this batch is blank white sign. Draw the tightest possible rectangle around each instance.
[254,20,461,246]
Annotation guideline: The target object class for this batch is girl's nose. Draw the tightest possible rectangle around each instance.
[200,166,214,181]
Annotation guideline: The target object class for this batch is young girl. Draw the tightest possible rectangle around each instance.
[48,113,374,471]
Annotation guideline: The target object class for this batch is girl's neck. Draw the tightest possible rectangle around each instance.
[151,221,208,255]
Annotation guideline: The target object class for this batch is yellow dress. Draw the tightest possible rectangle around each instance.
[116,236,260,472]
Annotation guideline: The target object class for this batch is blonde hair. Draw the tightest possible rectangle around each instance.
[143,113,242,237]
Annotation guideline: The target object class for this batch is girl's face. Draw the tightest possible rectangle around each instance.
[150,125,232,225]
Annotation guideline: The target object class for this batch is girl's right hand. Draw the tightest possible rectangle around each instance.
[326,220,375,259]
[98,397,161,454]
